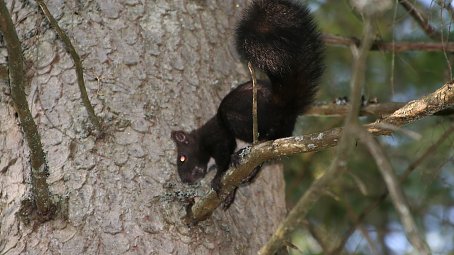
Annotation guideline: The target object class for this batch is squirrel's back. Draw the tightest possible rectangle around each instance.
[235,0,324,113]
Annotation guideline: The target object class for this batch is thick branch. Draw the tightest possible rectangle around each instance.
[0,0,55,219]
[188,81,454,224]
[35,0,102,132]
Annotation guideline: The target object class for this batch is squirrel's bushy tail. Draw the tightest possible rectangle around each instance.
[236,0,324,113]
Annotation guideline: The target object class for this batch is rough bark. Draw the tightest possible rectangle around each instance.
[0,0,286,254]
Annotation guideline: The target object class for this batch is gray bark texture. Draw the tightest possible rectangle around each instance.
[0,0,287,254]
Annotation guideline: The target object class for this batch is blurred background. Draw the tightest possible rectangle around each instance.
[285,0,454,254]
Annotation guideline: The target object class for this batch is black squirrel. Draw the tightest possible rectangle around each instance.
[171,0,324,200]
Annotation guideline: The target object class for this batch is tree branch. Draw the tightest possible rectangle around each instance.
[399,0,443,41]
[329,123,454,254]
[340,197,380,255]
[257,82,453,255]
[258,16,376,255]
[35,0,102,133]
[306,101,407,116]
[323,34,454,52]
[0,0,56,221]
[248,62,259,144]
[187,81,454,224]
[435,0,454,21]
[356,127,431,254]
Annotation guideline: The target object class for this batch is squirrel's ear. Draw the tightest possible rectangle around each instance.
[171,130,189,144]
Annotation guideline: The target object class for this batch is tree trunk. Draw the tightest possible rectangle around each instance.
[0,0,287,254]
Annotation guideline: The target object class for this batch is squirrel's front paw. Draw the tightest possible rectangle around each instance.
[221,188,237,210]
[211,177,222,195]
[211,176,237,210]
[231,146,252,168]
[241,164,262,184]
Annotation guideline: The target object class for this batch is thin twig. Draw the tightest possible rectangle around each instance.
[303,220,330,253]
[401,124,454,180]
[341,198,380,255]
[356,126,431,254]
[390,1,399,94]
[347,19,374,120]
[248,62,259,144]
[399,0,454,80]
[399,0,442,40]
[436,0,454,21]
[434,0,454,80]
[35,0,102,132]
[329,192,389,254]
[329,123,454,254]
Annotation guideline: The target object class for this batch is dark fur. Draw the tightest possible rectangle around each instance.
[171,0,324,205]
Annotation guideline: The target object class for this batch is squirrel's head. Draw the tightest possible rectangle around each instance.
[171,130,209,184]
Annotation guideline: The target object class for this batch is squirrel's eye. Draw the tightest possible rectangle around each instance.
[179,155,187,163]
